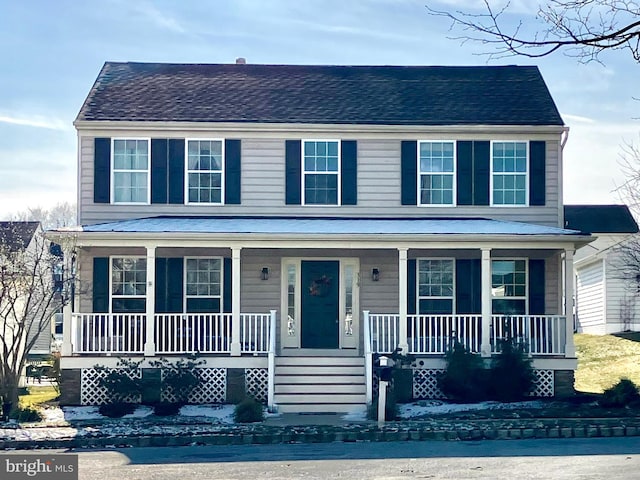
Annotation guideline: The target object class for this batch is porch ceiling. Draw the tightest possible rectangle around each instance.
[52,216,592,249]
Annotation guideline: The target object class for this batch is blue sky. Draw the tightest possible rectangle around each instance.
[0,0,638,218]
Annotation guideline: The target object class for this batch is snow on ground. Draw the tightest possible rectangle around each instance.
[179,404,235,422]
[398,400,548,418]
[31,400,550,430]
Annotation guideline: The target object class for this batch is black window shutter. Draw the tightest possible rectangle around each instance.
[456,259,481,314]
[341,140,357,205]
[285,140,302,205]
[456,141,473,205]
[168,139,185,204]
[529,259,545,314]
[473,141,490,206]
[151,139,168,204]
[155,258,183,313]
[529,141,546,206]
[401,141,418,205]
[94,138,111,204]
[223,257,232,313]
[155,258,168,313]
[225,139,241,204]
[92,257,109,313]
[407,259,417,315]
[167,258,184,312]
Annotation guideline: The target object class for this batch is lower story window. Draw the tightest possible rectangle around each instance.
[185,258,222,312]
[418,259,454,314]
[111,257,146,312]
[491,259,527,314]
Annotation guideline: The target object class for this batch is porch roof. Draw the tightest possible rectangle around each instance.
[76,216,583,238]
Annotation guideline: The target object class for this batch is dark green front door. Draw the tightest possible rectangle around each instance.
[301,260,340,349]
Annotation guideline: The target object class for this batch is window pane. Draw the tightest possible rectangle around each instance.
[492,260,526,298]
[305,173,338,204]
[185,258,222,302]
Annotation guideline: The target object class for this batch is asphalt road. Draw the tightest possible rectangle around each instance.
[33,437,640,479]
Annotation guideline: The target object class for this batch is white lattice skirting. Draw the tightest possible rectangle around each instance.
[81,367,142,406]
[245,368,268,403]
[160,368,227,404]
[411,368,555,400]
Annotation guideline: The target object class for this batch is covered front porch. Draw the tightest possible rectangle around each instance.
[52,216,590,409]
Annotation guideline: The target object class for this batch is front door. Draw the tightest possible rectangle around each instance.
[301,260,340,348]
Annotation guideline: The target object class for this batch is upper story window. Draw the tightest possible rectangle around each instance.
[111,257,147,312]
[185,257,222,312]
[492,141,527,206]
[418,258,454,314]
[112,139,149,204]
[303,140,339,205]
[419,141,455,206]
[491,259,527,315]
[187,140,224,204]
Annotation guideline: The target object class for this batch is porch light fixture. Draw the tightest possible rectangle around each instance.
[371,268,380,282]
[261,267,270,281]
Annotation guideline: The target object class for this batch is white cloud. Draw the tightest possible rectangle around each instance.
[562,114,596,124]
[132,1,186,34]
[0,114,70,131]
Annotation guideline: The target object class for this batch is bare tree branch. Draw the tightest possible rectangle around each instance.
[426,0,640,63]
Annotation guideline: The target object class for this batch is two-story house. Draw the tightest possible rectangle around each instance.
[53,62,590,412]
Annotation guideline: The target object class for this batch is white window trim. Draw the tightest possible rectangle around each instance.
[491,257,529,313]
[301,139,341,206]
[110,138,151,205]
[109,255,147,313]
[183,256,224,313]
[184,138,225,206]
[416,257,456,314]
[417,140,457,207]
[490,140,529,207]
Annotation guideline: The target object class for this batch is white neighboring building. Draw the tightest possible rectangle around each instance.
[565,205,640,334]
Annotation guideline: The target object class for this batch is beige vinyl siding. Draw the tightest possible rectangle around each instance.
[78,133,562,227]
[77,247,564,315]
[605,252,640,333]
[575,260,606,334]
[26,318,51,355]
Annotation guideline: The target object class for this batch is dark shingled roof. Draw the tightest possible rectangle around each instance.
[76,62,564,126]
[0,221,39,252]
[564,205,639,234]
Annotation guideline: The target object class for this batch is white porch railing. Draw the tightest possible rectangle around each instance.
[408,315,482,354]
[241,313,272,354]
[491,315,566,355]
[367,314,400,354]
[366,313,567,356]
[71,312,274,355]
[71,313,146,354]
[155,313,232,354]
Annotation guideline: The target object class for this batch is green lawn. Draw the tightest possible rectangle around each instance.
[575,332,640,393]
[18,385,58,408]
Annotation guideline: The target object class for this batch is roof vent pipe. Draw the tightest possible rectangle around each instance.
[236,57,246,65]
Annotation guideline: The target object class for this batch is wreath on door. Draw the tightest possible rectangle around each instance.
[309,275,332,297]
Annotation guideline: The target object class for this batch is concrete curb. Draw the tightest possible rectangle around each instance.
[2,418,640,450]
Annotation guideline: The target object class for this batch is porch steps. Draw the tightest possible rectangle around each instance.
[273,356,367,414]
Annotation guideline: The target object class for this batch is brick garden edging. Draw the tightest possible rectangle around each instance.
[2,417,640,450]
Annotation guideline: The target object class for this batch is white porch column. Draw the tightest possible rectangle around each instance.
[564,249,576,357]
[143,245,156,356]
[61,302,73,356]
[230,247,242,356]
[398,248,409,353]
[480,248,492,357]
